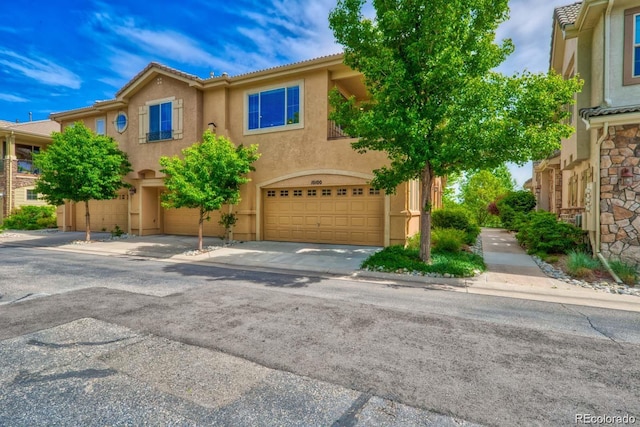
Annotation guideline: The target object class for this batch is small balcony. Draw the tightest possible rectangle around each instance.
[147,130,173,142]
[327,120,350,140]
[17,159,39,175]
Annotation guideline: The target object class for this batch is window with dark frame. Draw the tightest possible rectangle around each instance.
[248,85,300,130]
[148,101,172,141]
[624,7,640,85]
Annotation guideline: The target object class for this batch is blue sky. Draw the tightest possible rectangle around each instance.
[0,0,575,186]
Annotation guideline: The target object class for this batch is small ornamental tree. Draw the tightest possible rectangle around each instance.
[159,131,260,251]
[33,122,132,241]
[460,166,514,226]
[329,0,582,262]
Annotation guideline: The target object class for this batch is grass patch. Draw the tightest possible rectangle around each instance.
[362,245,485,277]
[565,251,601,280]
[609,260,639,286]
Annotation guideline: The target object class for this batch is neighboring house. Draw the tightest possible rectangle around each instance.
[51,54,443,246]
[533,0,640,266]
[0,120,59,222]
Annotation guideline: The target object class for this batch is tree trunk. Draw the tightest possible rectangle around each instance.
[84,200,91,242]
[198,209,204,251]
[420,163,433,263]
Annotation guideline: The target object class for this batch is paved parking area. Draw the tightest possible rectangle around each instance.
[0,318,478,426]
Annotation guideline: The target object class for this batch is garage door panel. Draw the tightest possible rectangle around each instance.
[264,186,383,246]
[335,216,349,227]
[367,217,382,227]
[350,201,365,212]
[319,216,333,226]
[351,217,366,227]
[76,197,128,232]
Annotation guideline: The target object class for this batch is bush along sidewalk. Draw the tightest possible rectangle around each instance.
[361,207,485,278]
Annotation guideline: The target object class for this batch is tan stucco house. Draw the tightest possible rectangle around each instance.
[533,0,640,266]
[0,119,60,221]
[51,54,442,246]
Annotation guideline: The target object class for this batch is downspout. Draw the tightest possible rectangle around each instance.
[596,3,623,284]
[7,131,13,217]
[603,0,614,106]
[595,121,623,283]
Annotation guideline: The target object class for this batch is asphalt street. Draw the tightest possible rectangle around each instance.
[1,245,639,426]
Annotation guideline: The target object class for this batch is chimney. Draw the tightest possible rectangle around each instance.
[29,112,33,122]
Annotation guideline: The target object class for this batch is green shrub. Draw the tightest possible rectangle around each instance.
[516,211,585,254]
[431,228,465,253]
[432,207,480,245]
[406,232,420,250]
[361,245,485,277]
[2,205,57,230]
[496,191,536,230]
[111,224,124,237]
[609,260,639,286]
[566,251,601,278]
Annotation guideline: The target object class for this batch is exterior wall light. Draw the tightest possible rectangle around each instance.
[129,187,137,196]
[620,167,634,188]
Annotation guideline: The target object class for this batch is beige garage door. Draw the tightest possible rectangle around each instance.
[74,195,128,232]
[164,208,223,236]
[263,186,384,246]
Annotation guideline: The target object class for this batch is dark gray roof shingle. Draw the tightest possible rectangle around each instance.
[580,105,640,120]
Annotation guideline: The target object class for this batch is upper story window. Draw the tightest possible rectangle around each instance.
[138,97,183,144]
[245,81,303,134]
[115,112,128,133]
[96,118,106,135]
[624,7,640,85]
[16,144,40,174]
[149,102,172,142]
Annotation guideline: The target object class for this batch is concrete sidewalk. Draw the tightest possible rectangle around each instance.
[2,228,639,311]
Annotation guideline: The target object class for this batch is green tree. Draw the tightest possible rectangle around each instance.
[329,0,582,262]
[33,122,132,241]
[159,131,260,251]
[460,166,514,226]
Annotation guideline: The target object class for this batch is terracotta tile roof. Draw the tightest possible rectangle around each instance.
[580,105,640,120]
[116,61,202,97]
[555,2,582,29]
[228,53,343,80]
[0,119,59,136]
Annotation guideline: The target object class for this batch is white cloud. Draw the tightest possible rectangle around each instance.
[0,93,28,102]
[0,49,82,89]
[496,0,572,74]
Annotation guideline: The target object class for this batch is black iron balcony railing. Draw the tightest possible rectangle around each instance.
[147,129,173,142]
[17,159,39,175]
[327,120,351,140]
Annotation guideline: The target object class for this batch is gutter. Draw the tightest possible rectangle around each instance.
[595,121,623,284]
[603,0,615,106]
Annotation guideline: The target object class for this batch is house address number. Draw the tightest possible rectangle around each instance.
[311,180,323,185]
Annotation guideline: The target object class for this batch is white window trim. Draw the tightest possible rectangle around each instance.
[243,80,304,136]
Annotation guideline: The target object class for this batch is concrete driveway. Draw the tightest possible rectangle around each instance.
[0,230,380,275]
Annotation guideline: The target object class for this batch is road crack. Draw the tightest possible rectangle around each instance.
[561,304,623,347]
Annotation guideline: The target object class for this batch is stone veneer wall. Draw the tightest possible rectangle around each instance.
[0,160,40,218]
[599,124,640,267]
[0,158,6,218]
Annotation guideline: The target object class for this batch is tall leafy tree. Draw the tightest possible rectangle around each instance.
[329,0,582,261]
[33,122,132,241]
[459,166,514,226]
[159,131,260,251]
